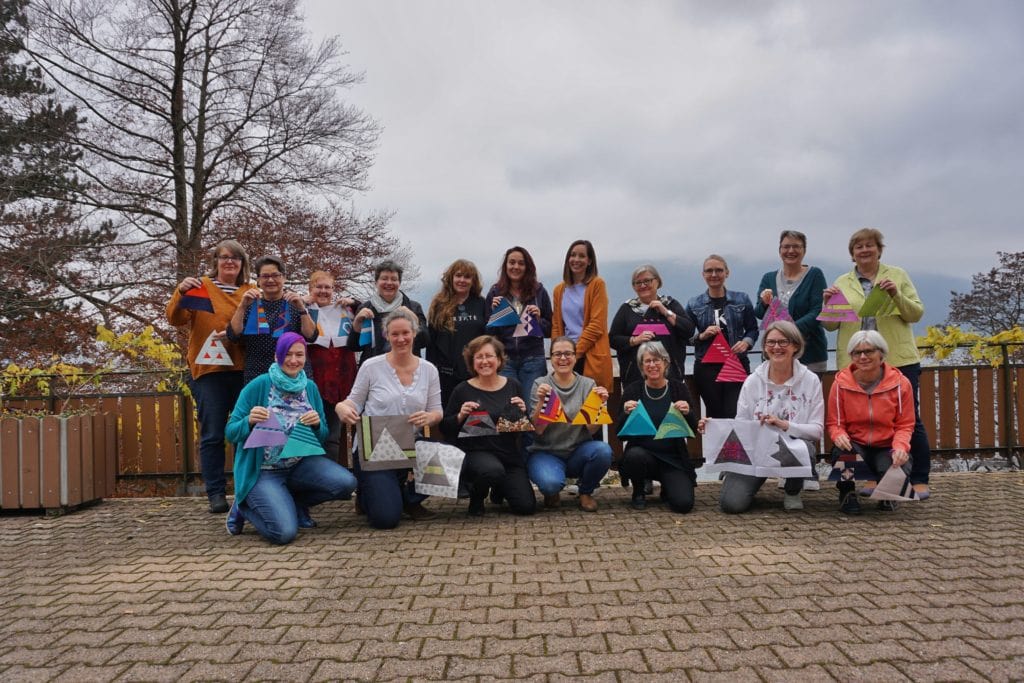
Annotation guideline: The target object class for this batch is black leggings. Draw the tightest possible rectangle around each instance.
[459,451,536,515]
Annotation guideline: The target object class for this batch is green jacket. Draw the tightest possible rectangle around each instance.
[824,263,924,368]
[225,373,329,505]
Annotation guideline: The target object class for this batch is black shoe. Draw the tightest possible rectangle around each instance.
[840,491,862,515]
[404,502,437,521]
[631,494,647,511]
[208,493,229,514]
[467,498,486,517]
[877,500,899,512]
[296,506,318,528]
[644,480,654,495]
[489,490,504,506]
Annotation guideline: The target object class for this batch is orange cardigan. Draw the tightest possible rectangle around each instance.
[552,276,613,390]
[165,276,254,380]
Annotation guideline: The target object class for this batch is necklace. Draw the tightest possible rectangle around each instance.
[644,382,668,400]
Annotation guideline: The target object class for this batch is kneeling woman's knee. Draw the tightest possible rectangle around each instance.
[718,497,750,515]
[587,443,613,466]
[265,522,299,545]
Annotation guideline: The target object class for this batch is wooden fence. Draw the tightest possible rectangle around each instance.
[2,359,1021,496]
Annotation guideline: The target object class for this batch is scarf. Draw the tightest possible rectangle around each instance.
[627,294,673,315]
[268,362,307,394]
[368,291,403,315]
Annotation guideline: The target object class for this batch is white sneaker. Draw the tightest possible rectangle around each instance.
[783,493,804,511]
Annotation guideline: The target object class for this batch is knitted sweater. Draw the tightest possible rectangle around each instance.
[165,277,254,380]
[552,276,613,390]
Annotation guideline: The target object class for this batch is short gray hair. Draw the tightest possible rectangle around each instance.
[637,340,670,365]
[631,264,662,288]
[763,320,804,359]
[847,330,888,358]
[384,306,419,336]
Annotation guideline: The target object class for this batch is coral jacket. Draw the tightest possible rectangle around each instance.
[826,362,915,453]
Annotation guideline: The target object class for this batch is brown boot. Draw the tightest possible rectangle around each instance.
[578,494,598,512]
[404,502,437,521]
[543,493,561,509]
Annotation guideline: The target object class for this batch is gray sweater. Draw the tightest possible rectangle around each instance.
[528,372,596,458]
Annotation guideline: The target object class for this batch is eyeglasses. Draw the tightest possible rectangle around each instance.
[473,353,497,361]
[642,358,664,365]
[764,339,792,348]
[551,351,575,359]
[703,268,726,274]
[217,255,242,262]
[258,272,284,281]
[851,348,879,357]
[632,278,655,287]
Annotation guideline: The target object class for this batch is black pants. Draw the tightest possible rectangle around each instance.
[693,361,743,418]
[460,451,536,515]
[619,446,696,513]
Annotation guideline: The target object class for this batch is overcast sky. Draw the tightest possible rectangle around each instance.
[301,0,1022,305]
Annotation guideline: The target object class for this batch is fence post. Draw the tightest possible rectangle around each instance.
[1000,343,1016,458]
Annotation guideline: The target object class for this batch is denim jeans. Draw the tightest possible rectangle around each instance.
[896,363,932,484]
[189,371,243,499]
[238,455,357,544]
[353,456,428,530]
[528,440,612,496]
[501,354,548,410]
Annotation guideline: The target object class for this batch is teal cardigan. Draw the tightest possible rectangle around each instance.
[224,373,329,505]
[753,266,828,365]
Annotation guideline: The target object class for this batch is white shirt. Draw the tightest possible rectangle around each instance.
[345,354,442,417]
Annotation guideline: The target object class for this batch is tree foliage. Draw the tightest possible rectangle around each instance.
[16,0,392,340]
[945,251,1024,335]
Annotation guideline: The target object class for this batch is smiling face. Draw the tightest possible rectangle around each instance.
[549,339,576,374]
[309,275,334,307]
[852,239,882,272]
[779,236,806,269]
[640,352,666,382]
[386,317,415,355]
[452,271,474,296]
[215,248,242,283]
[505,250,526,283]
[702,258,728,290]
[851,342,883,376]
[763,330,797,366]
[376,270,401,303]
[281,341,307,377]
[472,343,500,378]
[257,263,285,299]
[632,270,659,303]
[567,244,591,282]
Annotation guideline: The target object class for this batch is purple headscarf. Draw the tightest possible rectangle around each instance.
[275,332,307,367]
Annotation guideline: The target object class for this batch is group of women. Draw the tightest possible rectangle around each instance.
[167,228,931,544]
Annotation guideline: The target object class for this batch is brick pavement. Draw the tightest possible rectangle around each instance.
[1,471,1023,681]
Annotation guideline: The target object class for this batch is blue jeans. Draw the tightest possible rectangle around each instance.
[897,363,932,484]
[528,441,612,496]
[189,371,243,499]
[238,456,356,544]
[501,354,548,410]
[353,456,428,530]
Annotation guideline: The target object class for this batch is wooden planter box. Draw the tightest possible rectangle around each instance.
[0,413,118,511]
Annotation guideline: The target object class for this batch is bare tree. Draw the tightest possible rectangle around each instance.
[946,251,1024,335]
[21,0,383,326]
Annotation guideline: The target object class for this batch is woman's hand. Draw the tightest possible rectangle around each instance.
[408,411,434,429]
[623,400,638,414]
[284,290,307,313]
[697,417,709,434]
[177,277,203,294]
[510,396,526,412]
[525,304,540,318]
[731,340,750,354]
[632,331,654,346]
[833,433,853,452]
[760,288,773,305]
[339,296,356,308]
[759,414,789,431]
[673,400,690,415]
[336,401,359,425]
[248,406,270,426]
[823,285,839,301]
[458,401,480,420]
[876,278,898,296]
[594,386,609,402]
[298,410,320,428]
[241,288,261,304]
[891,449,909,467]
[700,325,721,341]
[353,307,374,329]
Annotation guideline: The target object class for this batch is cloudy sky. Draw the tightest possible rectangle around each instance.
[301,0,1022,319]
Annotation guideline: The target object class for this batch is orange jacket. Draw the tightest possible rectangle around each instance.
[165,277,254,380]
[826,362,915,453]
[552,276,612,391]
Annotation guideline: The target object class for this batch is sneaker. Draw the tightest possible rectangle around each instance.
[225,503,244,535]
[404,502,437,521]
[630,493,647,510]
[296,506,317,529]
[208,493,229,514]
[877,500,899,512]
[840,492,862,515]
[912,483,931,500]
[543,493,561,509]
[783,493,804,511]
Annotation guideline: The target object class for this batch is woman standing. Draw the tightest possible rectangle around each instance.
[704,321,824,514]
[336,309,443,529]
[610,264,694,386]
[822,228,929,498]
[686,254,759,418]
[551,240,612,391]
[440,336,536,517]
[485,246,553,408]
[305,270,358,465]
[616,341,698,513]
[827,330,915,515]
[754,230,828,372]
[347,260,429,366]
[165,239,254,513]
[527,337,613,512]
[224,333,357,544]
[227,255,317,385]
[427,259,488,407]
